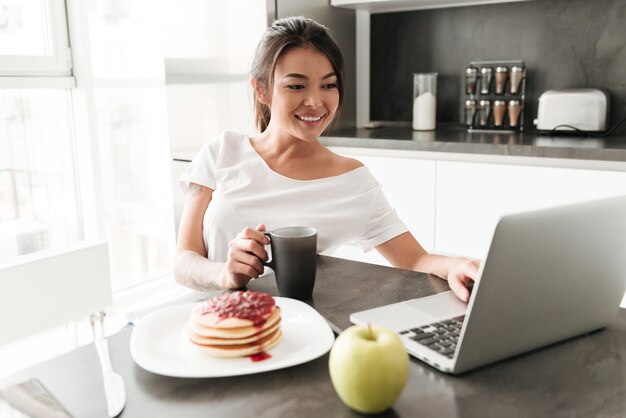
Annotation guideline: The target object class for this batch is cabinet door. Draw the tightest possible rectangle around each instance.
[330,150,436,265]
[435,161,626,258]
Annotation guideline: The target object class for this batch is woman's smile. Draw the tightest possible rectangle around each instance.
[295,113,326,123]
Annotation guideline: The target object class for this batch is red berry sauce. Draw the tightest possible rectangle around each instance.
[200,291,275,326]
[249,351,272,362]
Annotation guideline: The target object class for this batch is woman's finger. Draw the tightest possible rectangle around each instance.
[448,275,470,302]
[228,248,265,276]
[238,226,269,245]
[229,237,268,262]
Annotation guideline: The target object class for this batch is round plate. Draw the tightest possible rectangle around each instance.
[130,297,335,378]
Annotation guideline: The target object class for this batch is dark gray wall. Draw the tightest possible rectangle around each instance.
[277,0,356,129]
[371,0,626,133]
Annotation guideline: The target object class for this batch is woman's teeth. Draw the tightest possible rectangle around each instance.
[296,114,323,122]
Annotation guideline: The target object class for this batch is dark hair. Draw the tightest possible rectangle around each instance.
[250,16,344,132]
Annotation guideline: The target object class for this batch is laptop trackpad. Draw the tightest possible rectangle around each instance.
[406,291,468,320]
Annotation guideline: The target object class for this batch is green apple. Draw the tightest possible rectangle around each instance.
[328,324,409,414]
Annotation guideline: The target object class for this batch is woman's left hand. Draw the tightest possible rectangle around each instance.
[446,258,480,302]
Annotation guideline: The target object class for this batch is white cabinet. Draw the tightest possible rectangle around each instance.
[331,0,535,14]
[331,151,436,266]
[358,154,436,251]
[435,161,626,258]
[330,148,626,265]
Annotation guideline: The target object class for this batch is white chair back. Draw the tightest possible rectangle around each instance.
[0,241,112,346]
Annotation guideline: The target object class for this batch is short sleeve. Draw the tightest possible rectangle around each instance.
[178,135,222,193]
[354,185,409,251]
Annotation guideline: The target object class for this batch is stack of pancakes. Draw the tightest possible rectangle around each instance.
[185,291,282,358]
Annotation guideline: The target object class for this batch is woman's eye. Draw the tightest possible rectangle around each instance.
[322,83,337,89]
[287,84,305,90]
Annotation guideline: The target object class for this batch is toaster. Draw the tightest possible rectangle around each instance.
[534,89,609,133]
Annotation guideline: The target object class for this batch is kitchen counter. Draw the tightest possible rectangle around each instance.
[172,125,626,170]
[2,256,625,417]
[320,124,626,169]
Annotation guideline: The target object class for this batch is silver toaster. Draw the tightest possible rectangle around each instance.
[534,89,609,133]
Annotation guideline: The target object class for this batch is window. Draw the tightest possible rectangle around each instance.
[0,0,71,76]
[0,89,81,260]
[0,0,78,263]
[1,0,177,288]
[0,0,93,376]
[85,1,176,290]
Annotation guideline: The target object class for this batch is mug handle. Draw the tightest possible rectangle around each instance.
[263,232,274,269]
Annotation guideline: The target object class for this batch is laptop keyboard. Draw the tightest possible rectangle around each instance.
[399,315,465,358]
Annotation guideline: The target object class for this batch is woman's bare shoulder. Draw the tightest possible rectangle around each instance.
[325,149,364,174]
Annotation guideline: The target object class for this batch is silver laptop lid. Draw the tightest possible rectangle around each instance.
[454,195,626,374]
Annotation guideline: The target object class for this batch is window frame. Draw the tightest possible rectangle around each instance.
[0,0,72,77]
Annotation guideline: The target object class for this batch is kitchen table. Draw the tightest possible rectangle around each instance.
[2,256,625,417]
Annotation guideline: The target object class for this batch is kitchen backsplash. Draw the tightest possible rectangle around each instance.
[370,0,626,134]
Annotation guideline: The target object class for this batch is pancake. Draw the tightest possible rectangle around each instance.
[185,290,283,358]
[193,329,282,358]
[185,318,282,346]
[187,306,281,339]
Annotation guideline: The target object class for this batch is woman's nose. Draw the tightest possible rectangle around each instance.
[303,90,322,108]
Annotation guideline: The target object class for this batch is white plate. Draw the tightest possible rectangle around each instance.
[130,297,335,378]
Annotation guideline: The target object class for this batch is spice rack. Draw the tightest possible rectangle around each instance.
[463,60,526,133]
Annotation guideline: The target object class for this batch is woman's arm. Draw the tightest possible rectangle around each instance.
[174,183,269,290]
[376,232,479,302]
[174,183,227,290]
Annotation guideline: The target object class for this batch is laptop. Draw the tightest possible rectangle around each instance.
[350,195,626,374]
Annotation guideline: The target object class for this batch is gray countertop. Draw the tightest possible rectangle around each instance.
[2,256,625,417]
[320,124,626,164]
[171,125,626,168]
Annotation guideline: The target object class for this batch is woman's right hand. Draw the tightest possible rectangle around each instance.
[221,224,270,289]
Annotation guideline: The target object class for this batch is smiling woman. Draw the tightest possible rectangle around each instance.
[173,16,479,302]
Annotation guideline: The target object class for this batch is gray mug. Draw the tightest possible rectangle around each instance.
[263,227,317,300]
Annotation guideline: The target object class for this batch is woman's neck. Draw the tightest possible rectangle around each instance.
[249,128,341,180]
[251,127,324,161]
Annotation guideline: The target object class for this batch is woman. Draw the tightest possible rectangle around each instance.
[175,16,478,302]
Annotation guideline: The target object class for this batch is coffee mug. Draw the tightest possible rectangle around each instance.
[263,226,317,300]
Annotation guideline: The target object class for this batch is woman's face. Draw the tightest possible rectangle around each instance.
[263,45,340,142]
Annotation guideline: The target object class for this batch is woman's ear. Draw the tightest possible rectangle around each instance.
[251,79,269,105]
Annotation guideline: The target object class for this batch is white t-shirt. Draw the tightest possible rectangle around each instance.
[179,131,408,262]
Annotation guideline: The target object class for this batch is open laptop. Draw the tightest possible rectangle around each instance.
[350,195,626,374]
